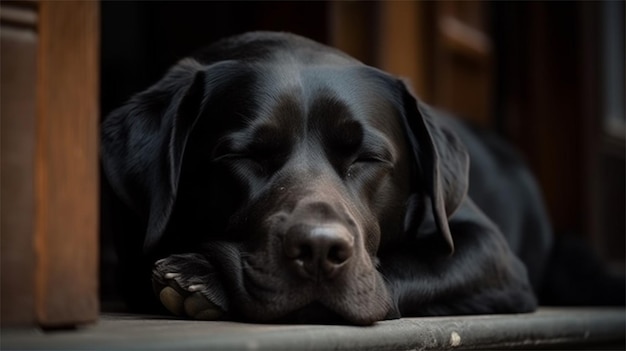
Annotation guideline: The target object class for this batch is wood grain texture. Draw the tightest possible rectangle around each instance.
[0,12,38,326]
[35,0,100,327]
[329,2,377,67]
[433,1,493,127]
[377,1,430,101]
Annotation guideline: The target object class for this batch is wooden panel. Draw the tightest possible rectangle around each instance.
[371,1,493,124]
[0,1,38,326]
[34,1,100,327]
[433,1,493,126]
[377,1,431,102]
[329,2,377,66]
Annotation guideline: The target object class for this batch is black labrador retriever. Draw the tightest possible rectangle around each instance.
[101,31,620,325]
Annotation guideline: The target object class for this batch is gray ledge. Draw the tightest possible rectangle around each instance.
[2,307,625,350]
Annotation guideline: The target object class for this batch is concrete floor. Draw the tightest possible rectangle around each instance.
[2,307,625,350]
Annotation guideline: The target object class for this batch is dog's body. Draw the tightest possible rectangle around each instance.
[101,32,619,325]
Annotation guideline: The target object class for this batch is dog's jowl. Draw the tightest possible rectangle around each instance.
[101,32,622,325]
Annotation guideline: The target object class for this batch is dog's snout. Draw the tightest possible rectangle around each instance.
[284,223,354,280]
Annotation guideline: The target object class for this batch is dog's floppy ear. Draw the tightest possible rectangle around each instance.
[101,59,207,254]
[398,82,469,254]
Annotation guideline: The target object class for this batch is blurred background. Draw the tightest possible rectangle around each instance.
[100,1,625,304]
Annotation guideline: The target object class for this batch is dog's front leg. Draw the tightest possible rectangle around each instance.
[152,253,229,320]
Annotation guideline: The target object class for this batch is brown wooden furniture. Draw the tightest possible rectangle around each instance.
[1,0,99,327]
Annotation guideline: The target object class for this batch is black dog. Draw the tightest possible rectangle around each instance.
[101,32,620,325]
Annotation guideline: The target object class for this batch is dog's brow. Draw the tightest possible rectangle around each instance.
[250,125,290,149]
[362,131,396,162]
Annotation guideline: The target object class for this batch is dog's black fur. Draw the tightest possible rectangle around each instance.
[101,32,623,325]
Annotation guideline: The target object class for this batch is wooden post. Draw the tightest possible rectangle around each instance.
[1,0,100,328]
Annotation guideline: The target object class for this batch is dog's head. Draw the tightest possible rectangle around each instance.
[102,32,469,325]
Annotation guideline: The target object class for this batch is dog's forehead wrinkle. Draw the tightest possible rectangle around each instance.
[255,95,305,139]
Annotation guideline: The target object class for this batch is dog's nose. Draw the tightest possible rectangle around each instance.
[284,223,354,280]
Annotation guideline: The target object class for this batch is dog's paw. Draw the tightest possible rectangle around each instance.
[152,253,229,320]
